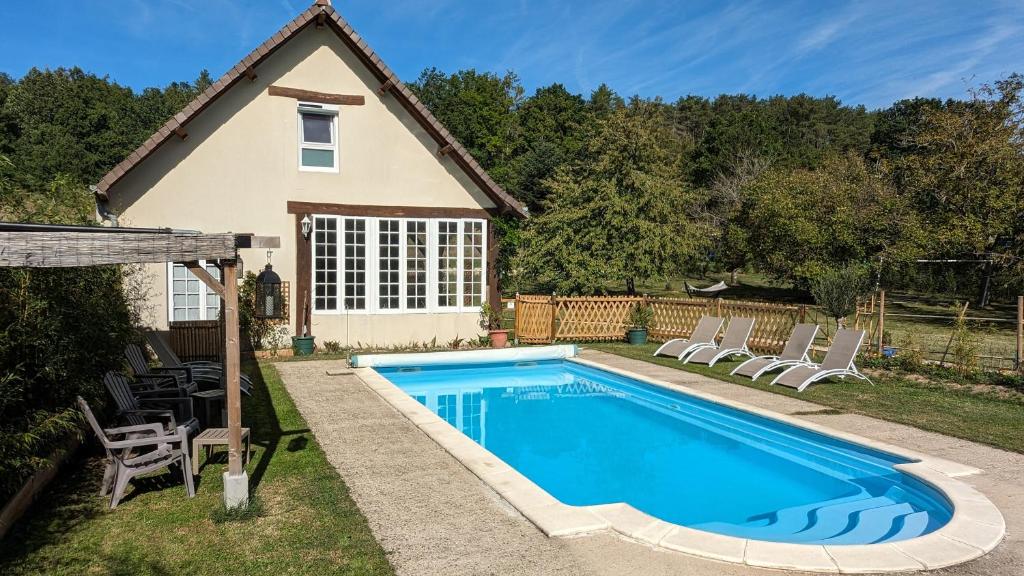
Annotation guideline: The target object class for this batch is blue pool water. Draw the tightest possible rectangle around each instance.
[377,359,953,544]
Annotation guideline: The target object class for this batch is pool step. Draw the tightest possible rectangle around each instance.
[695,488,932,544]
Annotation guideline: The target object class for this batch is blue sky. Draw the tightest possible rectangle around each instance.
[2,0,1022,110]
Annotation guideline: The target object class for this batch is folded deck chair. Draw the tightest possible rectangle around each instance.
[143,331,253,396]
[731,323,819,380]
[684,317,756,366]
[653,316,724,359]
[771,329,871,392]
[103,371,200,436]
[124,344,198,395]
[684,281,729,297]
[78,396,194,509]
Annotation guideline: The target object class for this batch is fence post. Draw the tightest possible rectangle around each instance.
[798,304,807,323]
[877,290,886,356]
[1017,295,1023,372]
[549,292,558,344]
[716,297,723,317]
[513,292,520,344]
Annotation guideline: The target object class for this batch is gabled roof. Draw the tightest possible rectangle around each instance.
[95,0,527,218]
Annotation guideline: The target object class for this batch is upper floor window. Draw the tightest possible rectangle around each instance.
[298,102,338,172]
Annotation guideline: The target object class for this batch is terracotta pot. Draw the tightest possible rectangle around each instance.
[488,329,510,348]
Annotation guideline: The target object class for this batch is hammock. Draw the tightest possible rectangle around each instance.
[684,280,730,297]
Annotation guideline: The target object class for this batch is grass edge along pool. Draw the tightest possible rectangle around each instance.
[376,358,953,545]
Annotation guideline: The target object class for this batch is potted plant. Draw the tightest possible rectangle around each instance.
[626,302,653,345]
[479,302,510,348]
[292,299,315,356]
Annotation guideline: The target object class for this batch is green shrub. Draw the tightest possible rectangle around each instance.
[949,314,980,379]
[809,264,870,328]
[0,168,138,501]
[239,272,272,350]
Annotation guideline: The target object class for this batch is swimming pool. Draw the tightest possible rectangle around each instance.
[378,358,952,545]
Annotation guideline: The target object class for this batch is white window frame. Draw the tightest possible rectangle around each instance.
[297,102,339,173]
[309,215,487,316]
[166,261,221,322]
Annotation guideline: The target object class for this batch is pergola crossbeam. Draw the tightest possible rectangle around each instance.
[0,230,236,267]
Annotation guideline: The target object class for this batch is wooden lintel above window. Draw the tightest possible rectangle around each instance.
[267,85,365,106]
[287,201,495,219]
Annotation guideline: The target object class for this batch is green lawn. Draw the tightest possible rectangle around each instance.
[587,342,1024,454]
[0,362,393,576]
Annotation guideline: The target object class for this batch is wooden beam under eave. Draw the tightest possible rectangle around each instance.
[267,85,365,106]
[244,66,258,82]
[437,143,454,157]
[286,200,496,219]
[377,79,395,96]
[173,126,188,140]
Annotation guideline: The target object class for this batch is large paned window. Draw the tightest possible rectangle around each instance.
[405,220,428,310]
[436,220,459,308]
[462,221,484,307]
[311,215,486,314]
[343,218,367,310]
[378,219,401,310]
[313,216,339,311]
[167,262,221,321]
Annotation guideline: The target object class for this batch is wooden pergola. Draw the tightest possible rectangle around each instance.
[0,222,279,507]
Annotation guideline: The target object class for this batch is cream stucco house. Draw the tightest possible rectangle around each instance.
[94,0,527,347]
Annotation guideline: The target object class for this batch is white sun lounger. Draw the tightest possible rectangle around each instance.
[731,323,819,380]
[653,316,724,359]
[684,317,756,366]
[771,329,871,392]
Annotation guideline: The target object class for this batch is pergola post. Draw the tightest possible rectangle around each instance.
[221,260,248,507]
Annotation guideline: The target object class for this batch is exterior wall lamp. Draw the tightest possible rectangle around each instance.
[301,214,312,239]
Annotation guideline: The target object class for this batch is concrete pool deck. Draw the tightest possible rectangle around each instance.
[276,349,1022,575]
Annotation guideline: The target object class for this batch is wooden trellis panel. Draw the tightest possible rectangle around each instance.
[515,295,556,343]
[515,294,803,353]
[719,300,802,355]
[555,296,642,341]
[649,298,713,341]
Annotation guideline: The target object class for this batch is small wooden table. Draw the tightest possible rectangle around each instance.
[191,389,225,428]
[191,427,251,474]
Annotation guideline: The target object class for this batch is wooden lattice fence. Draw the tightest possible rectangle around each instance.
[514,294,805,354]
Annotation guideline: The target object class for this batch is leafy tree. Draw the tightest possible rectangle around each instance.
[735,153,924,287]
[409,68,523,185]
[514,103,709,294]
[894,75,1024,288]
[506,83,590,211]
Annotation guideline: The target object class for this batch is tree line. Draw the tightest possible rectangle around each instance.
[1,65,1022,300]
[409,69,1024,299]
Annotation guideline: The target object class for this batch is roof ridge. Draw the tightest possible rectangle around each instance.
[96,1,526,218]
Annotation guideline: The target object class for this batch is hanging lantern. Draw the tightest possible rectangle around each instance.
[255,263,284,319]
